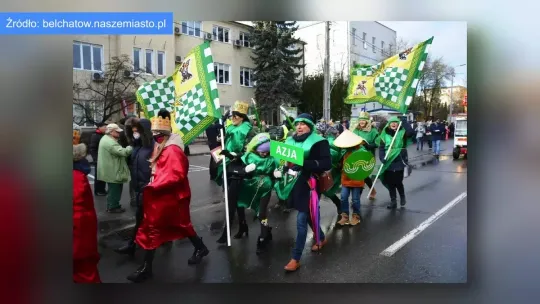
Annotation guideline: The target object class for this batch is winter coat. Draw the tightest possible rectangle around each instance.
[73,159,101,283]
[89,130,105,164]
[288,134,332,213]
[205,123,221,150]
[129,119,154,193]
[378,121,414,172]
[96,135,132,183]
[429,123,446,141]
[415,124,426,138]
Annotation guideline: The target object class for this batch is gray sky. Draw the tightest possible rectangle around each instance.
[379,21,467,87]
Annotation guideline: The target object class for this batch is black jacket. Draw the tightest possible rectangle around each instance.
[206,123,222,150]
[288,137,332,213]
[89,130,105,164]
[129,119,154,193]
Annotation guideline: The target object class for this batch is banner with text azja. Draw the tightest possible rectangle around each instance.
[270,140,304,166]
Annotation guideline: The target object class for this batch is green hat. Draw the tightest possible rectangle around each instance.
[293,113,315,130]
[387,116,400,123]
[359,111,370,121]
[246,133,271,152]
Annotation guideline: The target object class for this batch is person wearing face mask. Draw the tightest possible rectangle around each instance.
[353,112,380,200]
[236,133,279,254]
[96,124,133,213]
[126,109,208,283]
[114,117,155,257]
[376,116,414,209]
[274,113,332,272]
[214,101,253,244]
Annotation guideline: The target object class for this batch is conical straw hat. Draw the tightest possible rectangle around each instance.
[333,129,365,148]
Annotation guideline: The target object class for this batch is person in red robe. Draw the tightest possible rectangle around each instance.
[72,143,101,283]
[127,109,209,283]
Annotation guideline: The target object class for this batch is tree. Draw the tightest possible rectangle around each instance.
[416,56,454,118]
[298,72,350,121]
[250,21,305,115]
[73,54,149,125]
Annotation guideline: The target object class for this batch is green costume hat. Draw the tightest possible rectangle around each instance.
[359,111,371,121]
[293,113,315,130]
[246,132,271,152]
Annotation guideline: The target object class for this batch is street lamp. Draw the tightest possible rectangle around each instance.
[449,64,466,119]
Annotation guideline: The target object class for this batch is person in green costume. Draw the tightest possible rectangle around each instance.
[353,111,380,200]
[315,124,344,216]
[237,133,279,255]
[215,101,254,244]
[273,113,332,272]
[376,116,414,209]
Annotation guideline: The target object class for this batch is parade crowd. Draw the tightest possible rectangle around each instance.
[73,101,422,283]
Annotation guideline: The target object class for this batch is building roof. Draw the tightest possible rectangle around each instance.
[375,21,396,33]
[230,21,253,28]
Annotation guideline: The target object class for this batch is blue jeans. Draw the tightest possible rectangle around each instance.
[433,139,441,155]
[416,137,424,150]
[340,186,362,214]
[292,211,325,261]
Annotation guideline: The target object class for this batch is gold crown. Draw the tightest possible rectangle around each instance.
[150,116,172,132]
[359,111,370,120]
[233,101,250,115]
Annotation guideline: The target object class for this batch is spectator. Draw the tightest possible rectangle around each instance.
[114,118,155,257]
[89,122,107,196]
[430,119,445,157]
[97,124,133,213]
[415,122,426,151]
[206,120,222,180]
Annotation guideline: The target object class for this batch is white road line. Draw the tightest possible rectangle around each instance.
[189,165,208,170]
[380,192,467,257]
[88,174,95,180]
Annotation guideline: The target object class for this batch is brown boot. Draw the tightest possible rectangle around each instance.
[369,188,377,200]
[337,213,349,226]
[349,213,361,226]
[284,259,301,272]
[311,238,328,252]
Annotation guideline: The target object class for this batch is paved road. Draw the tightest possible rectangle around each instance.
[93,154,467,283]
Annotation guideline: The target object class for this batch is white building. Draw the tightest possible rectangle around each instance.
[295,21,396,77]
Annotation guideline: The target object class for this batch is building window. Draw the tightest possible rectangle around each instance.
[145,49,154,74]
[352,28,357,46]
[240,67,253,87]
[157,51,165,76]
[133,48,141,72]
[372,37,376,53]
[381,41,385,55]
[212,25,230,43]
[239,31,250,47]
[73,42,103,71]
[389,44,393,55]
[214,62,231,84]
[181,21,202,37]
[362,32,367,49]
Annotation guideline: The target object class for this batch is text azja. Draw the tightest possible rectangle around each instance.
[275,146,298,160]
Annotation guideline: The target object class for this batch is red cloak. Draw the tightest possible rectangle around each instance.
[73,169,101,283]
[135,136,196,250]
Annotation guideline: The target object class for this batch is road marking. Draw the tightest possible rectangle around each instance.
[380,191,467,257]
[88,174,95,180]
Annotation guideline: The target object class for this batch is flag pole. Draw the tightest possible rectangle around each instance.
[218,117,232,246]
[250,98,262,129]
[366,120,402,199]
[279,106,294,129]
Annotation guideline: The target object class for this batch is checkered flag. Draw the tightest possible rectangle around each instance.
[346,37,433,114]
[173,42,221,145]
[136,76,174,118]
[375,67,409,103]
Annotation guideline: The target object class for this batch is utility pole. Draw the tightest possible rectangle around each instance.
[323,21,331,121]
[449,64,466,120]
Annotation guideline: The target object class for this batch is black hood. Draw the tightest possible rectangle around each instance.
[128,118,153,148]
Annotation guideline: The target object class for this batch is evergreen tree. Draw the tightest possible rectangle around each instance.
[250,21,304,114]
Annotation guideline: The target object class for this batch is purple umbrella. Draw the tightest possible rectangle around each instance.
[308,177,321,247]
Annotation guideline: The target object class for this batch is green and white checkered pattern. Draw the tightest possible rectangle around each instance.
[136,76,174,118]
[175,84,208,133]
[375,67,409,102]
[351,62,383,77]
